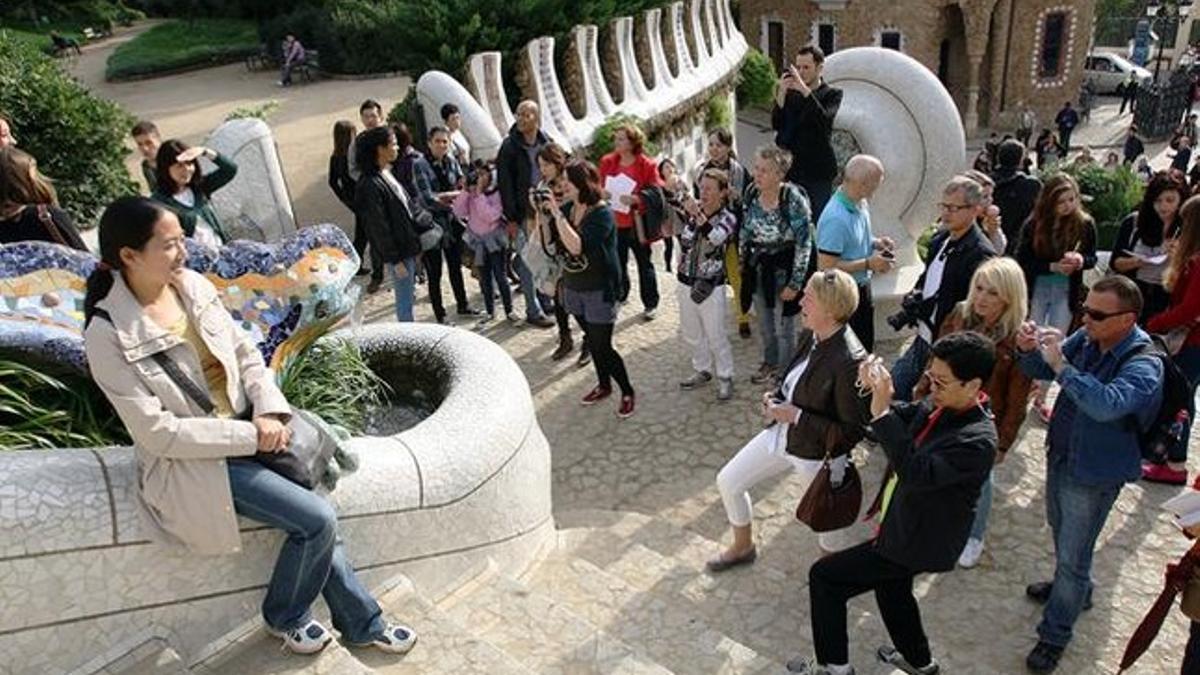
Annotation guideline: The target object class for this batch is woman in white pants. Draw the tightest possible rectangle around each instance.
[676,168,738,400]
[709,269,871,571]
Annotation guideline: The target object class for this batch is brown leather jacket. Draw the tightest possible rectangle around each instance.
[775,325,871,460]
[913,309,1033,452]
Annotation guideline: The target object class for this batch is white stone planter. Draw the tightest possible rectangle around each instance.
[0,323,552,674]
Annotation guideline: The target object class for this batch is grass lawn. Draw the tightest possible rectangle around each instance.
[106,18,259,81]
[0,21,87,55]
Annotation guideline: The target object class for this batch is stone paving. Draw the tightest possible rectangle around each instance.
[347,263,1197,674]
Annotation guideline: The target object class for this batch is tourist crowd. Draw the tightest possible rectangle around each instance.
[5,39,1200,674]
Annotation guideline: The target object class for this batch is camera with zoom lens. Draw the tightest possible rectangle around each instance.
[886,292,925,332]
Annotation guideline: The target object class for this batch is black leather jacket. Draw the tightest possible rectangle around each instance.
[353,171,422,264]
[774,325,871,460]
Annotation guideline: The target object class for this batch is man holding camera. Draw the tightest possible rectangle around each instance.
[816,154,892,352]
[772,44,843,220]
[889,176,996,401]
[1014,276,1163,673]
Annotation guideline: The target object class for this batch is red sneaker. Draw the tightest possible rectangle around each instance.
[1143,463,1188,485]
[616,394,636,419]
[580,385,612,406]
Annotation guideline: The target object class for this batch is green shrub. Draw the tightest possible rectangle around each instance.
[225,99,279,122]
[105,18,259,80]
[588,114,657,162]
[738,48,777,109]
[705,93,732,132]
[0,32,135,225]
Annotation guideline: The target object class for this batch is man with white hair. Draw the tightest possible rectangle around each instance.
[815,154,892,351]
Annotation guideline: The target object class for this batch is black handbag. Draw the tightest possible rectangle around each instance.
[149,350,337,490]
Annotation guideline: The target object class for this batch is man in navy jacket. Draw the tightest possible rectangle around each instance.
[1016,275,1163,673]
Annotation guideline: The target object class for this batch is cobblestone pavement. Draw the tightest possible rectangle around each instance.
[353,263,1196,675]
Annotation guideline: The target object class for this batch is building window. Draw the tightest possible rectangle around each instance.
[1039,12,1068,78]
[812,22,837,55]
[763,19,785,73]
[880,30,902,51]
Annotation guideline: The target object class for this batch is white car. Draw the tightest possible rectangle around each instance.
[1085,52,1153,94]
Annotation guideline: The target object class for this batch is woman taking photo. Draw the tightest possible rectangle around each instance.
[598,123,661,320]
[531,142,587,364]
[152,139,238,247]
[549,160,636,419]
[913,257,1031,568]
[1111,172,1188,322]
[354,126,424,322]
[0,147,86,249]
[1014,172,1096,422]
[710,269,869,571]
[1146,196,1200,485]
[740,145,812,385]
[83,196,417,657]
[693,128,752,339]
[676,168,737,401]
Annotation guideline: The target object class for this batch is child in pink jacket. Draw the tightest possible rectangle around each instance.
[453,160,515,326]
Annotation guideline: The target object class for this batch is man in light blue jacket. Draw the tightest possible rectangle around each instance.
[1015,275,1162,673]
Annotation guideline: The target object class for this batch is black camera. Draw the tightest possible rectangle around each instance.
[886,292,925,332]
[531,186,553,205]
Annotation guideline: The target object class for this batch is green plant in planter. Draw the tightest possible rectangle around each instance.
[705,93,733,131]
[0,360,130,450]
[588,114,657,162]
[225,100,280,122]
[278,337,390,435]
[738,48,777,109]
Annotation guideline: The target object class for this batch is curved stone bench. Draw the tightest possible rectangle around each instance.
[0,323,552,674]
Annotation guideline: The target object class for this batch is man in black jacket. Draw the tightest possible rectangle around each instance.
[786,332,997,675]
[990,140,1041,254]
[772,44,843,220]
[890,176,996,402]
[495,100,555,328]
[1121,125,1145,165]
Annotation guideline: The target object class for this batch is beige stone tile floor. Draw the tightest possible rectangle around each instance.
[66,26,1194,674]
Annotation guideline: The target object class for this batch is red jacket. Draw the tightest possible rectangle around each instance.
[598,152,661,229]
[1148,255,1200,347]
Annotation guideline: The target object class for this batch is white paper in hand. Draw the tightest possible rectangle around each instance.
[605,173,637,214]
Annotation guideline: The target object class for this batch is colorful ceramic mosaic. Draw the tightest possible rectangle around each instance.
[0,224,360,375]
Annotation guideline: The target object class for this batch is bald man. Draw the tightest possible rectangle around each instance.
[815,154,891,351]
[496,100,555,328]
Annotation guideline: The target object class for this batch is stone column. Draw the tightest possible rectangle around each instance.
[964,51,985,134]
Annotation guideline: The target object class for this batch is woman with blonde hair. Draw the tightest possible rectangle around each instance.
[913,256,1031,567]
[1146,195,1200,484]
[0,147,86,249]
[710,268,869,571]
[1014,172,1096,422]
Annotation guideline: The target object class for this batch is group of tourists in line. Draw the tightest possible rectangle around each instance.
[4,38,1200,673]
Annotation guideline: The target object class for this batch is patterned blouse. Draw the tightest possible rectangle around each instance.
[677,206,737,284]
[739,182,812,290]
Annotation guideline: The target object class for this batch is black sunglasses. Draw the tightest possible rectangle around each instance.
[1080,306,1135,322]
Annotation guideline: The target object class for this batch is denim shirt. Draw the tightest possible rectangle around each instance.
[412,154,463,214]
[1018,327,1163,486]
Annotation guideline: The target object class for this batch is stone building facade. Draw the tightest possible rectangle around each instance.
[739,0,1098,134]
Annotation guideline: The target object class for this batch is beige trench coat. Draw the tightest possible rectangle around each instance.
[85,269,290,555]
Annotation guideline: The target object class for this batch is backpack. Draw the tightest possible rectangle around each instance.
[1114,336,1193,462]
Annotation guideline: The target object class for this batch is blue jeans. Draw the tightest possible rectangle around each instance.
[1037,451,1121,648]
[969,471,993,541]
[227,460,384,643]
[391,258,417,322]
[1171,344,1200,463]
[479,249,513,316]
[514,229,547,320]
[1029,277,1073,332]
[752,289,796,367]
[891,337,931,403]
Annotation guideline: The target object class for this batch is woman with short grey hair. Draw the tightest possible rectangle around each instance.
[739,145,813,384]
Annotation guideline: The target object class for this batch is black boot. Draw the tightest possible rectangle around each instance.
[551,335,574,361]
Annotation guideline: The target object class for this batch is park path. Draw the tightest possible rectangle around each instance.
[69,23,411,233]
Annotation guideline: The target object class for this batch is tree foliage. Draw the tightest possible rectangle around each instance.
[0,32,136,225]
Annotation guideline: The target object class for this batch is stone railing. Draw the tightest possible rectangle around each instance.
[0,323,553,674]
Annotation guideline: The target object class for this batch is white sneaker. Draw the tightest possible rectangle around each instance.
[268,619,333,655]
[957,538,984,569]
[349,623,418,654]
[643,307,658,320]
[506,312,522,323]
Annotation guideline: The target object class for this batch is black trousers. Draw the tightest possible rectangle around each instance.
[796,178,834,223]
[577,318,633,396]
[1184,620,1200,675]
[422,241,469,321]
[353,224,384,283]
[810,541,932,668]
[616,228,659,310]
[848,281,875,352]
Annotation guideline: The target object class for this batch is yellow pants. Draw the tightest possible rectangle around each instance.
[725,244,749,326]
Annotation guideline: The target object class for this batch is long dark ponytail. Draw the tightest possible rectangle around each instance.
[84,196,166,325]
